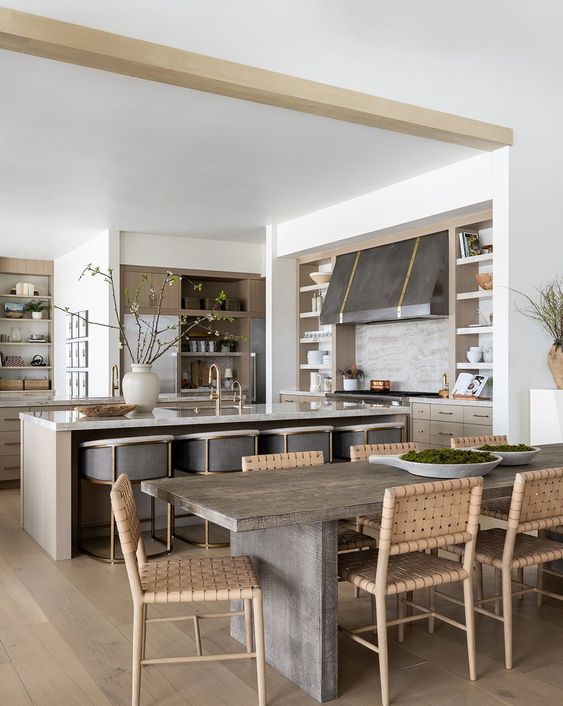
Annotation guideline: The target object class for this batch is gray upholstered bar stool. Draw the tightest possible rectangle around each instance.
[78,434,174,563]
[332,421,406,461]
[258,425,333,461]
[173,429,260,548]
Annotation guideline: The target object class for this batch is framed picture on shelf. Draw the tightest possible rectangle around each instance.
[78,371,88,397]
[78,340,88,368]
[72,313,80,340]
[78,310,88,338]
[66,342,73,368]
[66,313,74,340]
[71,371,80,398]
[460,230,481,258]
[65,372,73,397]
[72,341,80,369]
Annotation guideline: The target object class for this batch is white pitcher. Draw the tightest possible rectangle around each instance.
[309,372,322,392]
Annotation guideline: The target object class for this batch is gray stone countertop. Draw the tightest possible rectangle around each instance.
[0,389,244,408]
[20,400,410,432]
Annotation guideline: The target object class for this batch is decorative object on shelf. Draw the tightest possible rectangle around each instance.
[452,372,489,398]
[9,326,22,342]
[224,367,234,390]
[24,377,49,390]
[30,354,46,366]
[341,364,364,391]
[74,403,137,417]
[182,296,201,310]
[56,265,241,412]
[483,348,493,363]
[15,282,35,296]
[4,302,24,319]
[482,244,494,254]
[28,334,48,342]
[78,310,88,337]
[224,297,241,311]
[458,230,481,258]
[4,354,24,367]
[208,340,217,353]
[0,378,24,390]
[511,276,563,389]
[309,271,331,285]
[466,346,483,364]
[24,299,48,320]
[310,372,322,392]
[475,273,493,290]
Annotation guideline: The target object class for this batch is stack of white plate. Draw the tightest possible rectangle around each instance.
[307,350,325,366]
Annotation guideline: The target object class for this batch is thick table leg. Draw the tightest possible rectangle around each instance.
[231,520,338,702]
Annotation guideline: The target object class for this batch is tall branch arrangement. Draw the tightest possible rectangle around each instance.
[56,265,240,364]
[513,276,563,350]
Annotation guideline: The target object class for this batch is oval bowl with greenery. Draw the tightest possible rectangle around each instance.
[368,447,502,479]
[471,443,541,466]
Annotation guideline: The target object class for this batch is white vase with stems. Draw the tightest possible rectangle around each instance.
[122,364,160,412]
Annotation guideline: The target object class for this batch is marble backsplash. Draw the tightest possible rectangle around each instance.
[355,318,449,392]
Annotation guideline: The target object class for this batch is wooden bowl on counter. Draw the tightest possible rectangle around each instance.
[74,403,137,417]
[309,271,331,285]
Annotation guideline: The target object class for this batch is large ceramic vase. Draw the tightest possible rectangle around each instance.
[122,363,160,412]
[548,344,563,389]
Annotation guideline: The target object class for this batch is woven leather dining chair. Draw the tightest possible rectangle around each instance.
[241,450,377,553]
[339,476,483,706]
[110,474,267,706]
[447,467,563,669]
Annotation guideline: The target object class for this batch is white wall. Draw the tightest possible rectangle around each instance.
[265,226,297,402]
[54,231,119,397]
[121,232,265,274]
[277,154,493,257]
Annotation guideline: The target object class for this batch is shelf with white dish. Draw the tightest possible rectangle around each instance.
[299,364,331,371]
[456,326,493,335]
[456,252,493,266]
[0,293,52,299]
[299,337,332,344]
[181,351,243,357]
[299,283,329,293]
[0,341,52,346]
[457,290,493,300]
[456,362,493,370]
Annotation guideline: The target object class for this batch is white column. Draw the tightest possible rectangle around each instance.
[265,225,297,403]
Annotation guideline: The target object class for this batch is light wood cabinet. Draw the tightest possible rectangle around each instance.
[412,401,492,448]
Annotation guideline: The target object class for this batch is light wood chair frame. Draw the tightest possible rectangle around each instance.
[339,477,483,706]
[110,474,267,706]
[78,437,173,563]
[450,434,508,449]
[444,467,563,670]
[173,431,258,549]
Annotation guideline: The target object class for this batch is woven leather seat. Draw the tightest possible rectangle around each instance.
[337,527,378,552]
[339,548,469,596]
[141,555,260,603]
[448,527,563,570]
[479,496,511,521]
[110,474,267,706]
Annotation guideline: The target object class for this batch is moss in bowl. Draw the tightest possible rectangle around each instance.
[477,443,534,452]
[401,448,498,464]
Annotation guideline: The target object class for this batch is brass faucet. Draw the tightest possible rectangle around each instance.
[110,364,120,397]
[209,363,222,414]
[232,380,243,412]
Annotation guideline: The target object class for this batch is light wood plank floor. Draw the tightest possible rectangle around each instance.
[0,489,562,706]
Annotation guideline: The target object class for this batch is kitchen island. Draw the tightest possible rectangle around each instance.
[19,401,409,560]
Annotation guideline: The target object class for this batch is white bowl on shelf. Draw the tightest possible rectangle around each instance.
[310,271,331,285]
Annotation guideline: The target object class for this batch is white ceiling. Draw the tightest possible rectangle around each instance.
[0,20,479,258]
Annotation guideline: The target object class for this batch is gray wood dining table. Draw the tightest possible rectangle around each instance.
[142,444,563,703]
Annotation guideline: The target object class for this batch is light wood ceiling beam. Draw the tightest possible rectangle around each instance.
[0,7,513,150]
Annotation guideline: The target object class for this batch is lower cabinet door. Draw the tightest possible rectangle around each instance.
[430,420,464,447]
[0,455,20,481]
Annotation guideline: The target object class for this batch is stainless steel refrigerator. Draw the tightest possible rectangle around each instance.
[249,318,265,403]
[123,314,178,393]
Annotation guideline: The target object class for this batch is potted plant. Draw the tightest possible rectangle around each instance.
[514,276,563,388]
[340,364,364,391]
[57,266,239,412]
[218,337,237,353]
[25,299,48,320]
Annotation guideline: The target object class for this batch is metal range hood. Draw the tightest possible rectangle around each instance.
[320,231,449,325]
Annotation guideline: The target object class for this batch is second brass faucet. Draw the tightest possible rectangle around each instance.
[209,363,222,415]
